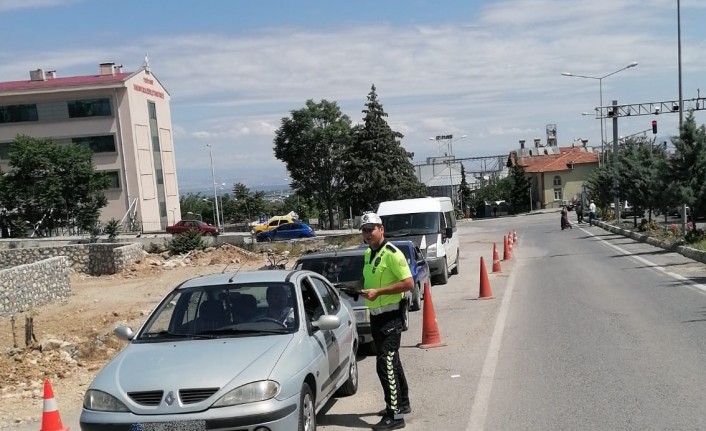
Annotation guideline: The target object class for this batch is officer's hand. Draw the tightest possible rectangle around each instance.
[361,290,379,300]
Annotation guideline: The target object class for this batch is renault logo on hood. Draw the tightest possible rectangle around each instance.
[164,391,176,406]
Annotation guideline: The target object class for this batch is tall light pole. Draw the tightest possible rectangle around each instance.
[219,182,226,231]
[677,0,684,127]
[429,134,468,207]
[562,62,638,163]
[206,143,221,230]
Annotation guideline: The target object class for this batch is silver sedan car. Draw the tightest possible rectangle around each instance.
[80,269,358,431]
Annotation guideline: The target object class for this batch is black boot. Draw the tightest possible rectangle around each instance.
[377,405,411,416]
[372,415,406,430]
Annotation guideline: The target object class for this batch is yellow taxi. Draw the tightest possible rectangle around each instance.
[251,215,295,235]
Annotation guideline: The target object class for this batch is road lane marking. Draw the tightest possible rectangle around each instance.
[584,227,706,294]
[467,259,519,431]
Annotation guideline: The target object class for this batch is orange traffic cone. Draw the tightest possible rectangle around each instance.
[478,256,494,299]
[40,379,69,431]
[417,282,446,349]
[503,235,511,261]
[513,229,518,244]
[492,243,502,272]
[508,232,514,252]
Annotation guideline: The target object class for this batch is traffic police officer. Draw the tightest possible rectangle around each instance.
[360,212,413,430]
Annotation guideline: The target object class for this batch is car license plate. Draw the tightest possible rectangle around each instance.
[131,420,206,431]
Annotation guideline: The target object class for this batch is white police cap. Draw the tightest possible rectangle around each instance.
[360,212,383,229]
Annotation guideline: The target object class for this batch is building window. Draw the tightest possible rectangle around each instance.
[0,104,38,123]
[103,170,120,189]
[72,135,116,153]
[155,168,164,185]
[67,98,111,118]
[159,202,167,217]
[554,188,563,201]
[148,102,157,120]
[553,176,562,187]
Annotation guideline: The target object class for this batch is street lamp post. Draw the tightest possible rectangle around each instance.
[218,183,226,232]
[562,62,638,164]
[206,144,221,230]
[429,134,468,207]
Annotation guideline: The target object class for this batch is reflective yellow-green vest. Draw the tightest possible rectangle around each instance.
[363,242,412,314]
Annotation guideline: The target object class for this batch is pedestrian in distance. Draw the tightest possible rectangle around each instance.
[359,212,413,430]
[575,200,584,224]
[588,200,597,226]
[561,206,573,230]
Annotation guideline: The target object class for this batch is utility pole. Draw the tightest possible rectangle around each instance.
[612,100,621,221]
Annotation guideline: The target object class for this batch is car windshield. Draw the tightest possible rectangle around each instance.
[298,255,365,284]
[135,282,298,341]
[381,213,439,236]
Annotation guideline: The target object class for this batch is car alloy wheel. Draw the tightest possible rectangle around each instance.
[299,383,316,431]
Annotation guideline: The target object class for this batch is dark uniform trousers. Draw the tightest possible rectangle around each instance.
[370,303,410,418]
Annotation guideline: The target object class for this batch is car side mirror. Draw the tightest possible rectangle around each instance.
[313,315,341,331]
[445,227,453,239]
[114,325,135,341]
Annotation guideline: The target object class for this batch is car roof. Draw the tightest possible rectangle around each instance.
[176,269,308,290]
[296,246,366,260]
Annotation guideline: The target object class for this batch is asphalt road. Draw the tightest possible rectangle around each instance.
[21,212,706,430]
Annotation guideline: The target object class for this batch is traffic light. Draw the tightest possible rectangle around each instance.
[652,120,657,134]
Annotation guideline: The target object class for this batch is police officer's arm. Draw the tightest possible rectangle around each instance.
[361,276,413,300]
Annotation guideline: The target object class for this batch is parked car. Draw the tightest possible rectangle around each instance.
[165,220,219,236]
[256,222,315,242]
[251,215,296,235]
[294,242,422,349]
[80,269,358,431]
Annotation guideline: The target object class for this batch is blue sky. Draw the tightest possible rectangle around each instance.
[1,0,706,192]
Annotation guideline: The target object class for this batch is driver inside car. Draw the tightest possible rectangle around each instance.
[264,285,295,326]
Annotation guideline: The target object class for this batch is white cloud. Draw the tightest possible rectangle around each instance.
[3,0,705,187]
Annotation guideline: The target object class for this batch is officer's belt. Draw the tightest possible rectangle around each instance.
[369,301,401,316]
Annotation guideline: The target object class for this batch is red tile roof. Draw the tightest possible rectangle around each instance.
[0,73,132,92]
[512,146,599,173]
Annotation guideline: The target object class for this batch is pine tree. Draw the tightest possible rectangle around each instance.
[343,85,425,214]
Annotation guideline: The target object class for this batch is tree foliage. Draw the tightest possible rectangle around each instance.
[0,135,110,237]
[664,112,706,226]
[508,164,531,214]
[273,99,351,229]
[342,85,426,214]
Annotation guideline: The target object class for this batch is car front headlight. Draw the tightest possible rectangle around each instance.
[213,381,280,407]
[426,243,438,258]
[83,390,130,412]
[354,308,370,324]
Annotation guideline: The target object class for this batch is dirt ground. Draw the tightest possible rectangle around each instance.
[0,243,275,428]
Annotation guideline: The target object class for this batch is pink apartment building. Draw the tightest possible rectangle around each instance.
[0,62,180,233]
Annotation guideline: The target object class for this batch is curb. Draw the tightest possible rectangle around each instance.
[596,220,706,264]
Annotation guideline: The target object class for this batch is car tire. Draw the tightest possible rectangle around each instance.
[410,283,422,312]
[336,347,358,397]
[298,383,316,431]
[435,258,449,285]
[264,236,273,243]
[451,251,459,275]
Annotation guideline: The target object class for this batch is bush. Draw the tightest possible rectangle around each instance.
[104,218,121,242]
[166,230,205,255]
[685,227,706,244]
[639,219,661,232]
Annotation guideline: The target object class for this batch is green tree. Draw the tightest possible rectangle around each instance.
[586,154,615,216]
[618,137,668,225]
[508,164,531,214]
[343,85,426,214]
[0,135,110,236]
[664,112,706,228]
[231,183,266,224]
[469,177,511,217]
[274,99,352,229]
[459,164,473,216]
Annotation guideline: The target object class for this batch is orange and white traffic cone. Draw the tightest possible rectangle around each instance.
[478,256,494,299]
[40,379,69,431]
[513,229,518,244]
[503,235,511,261]
[492,243,502,272]
[417,282,446,349]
